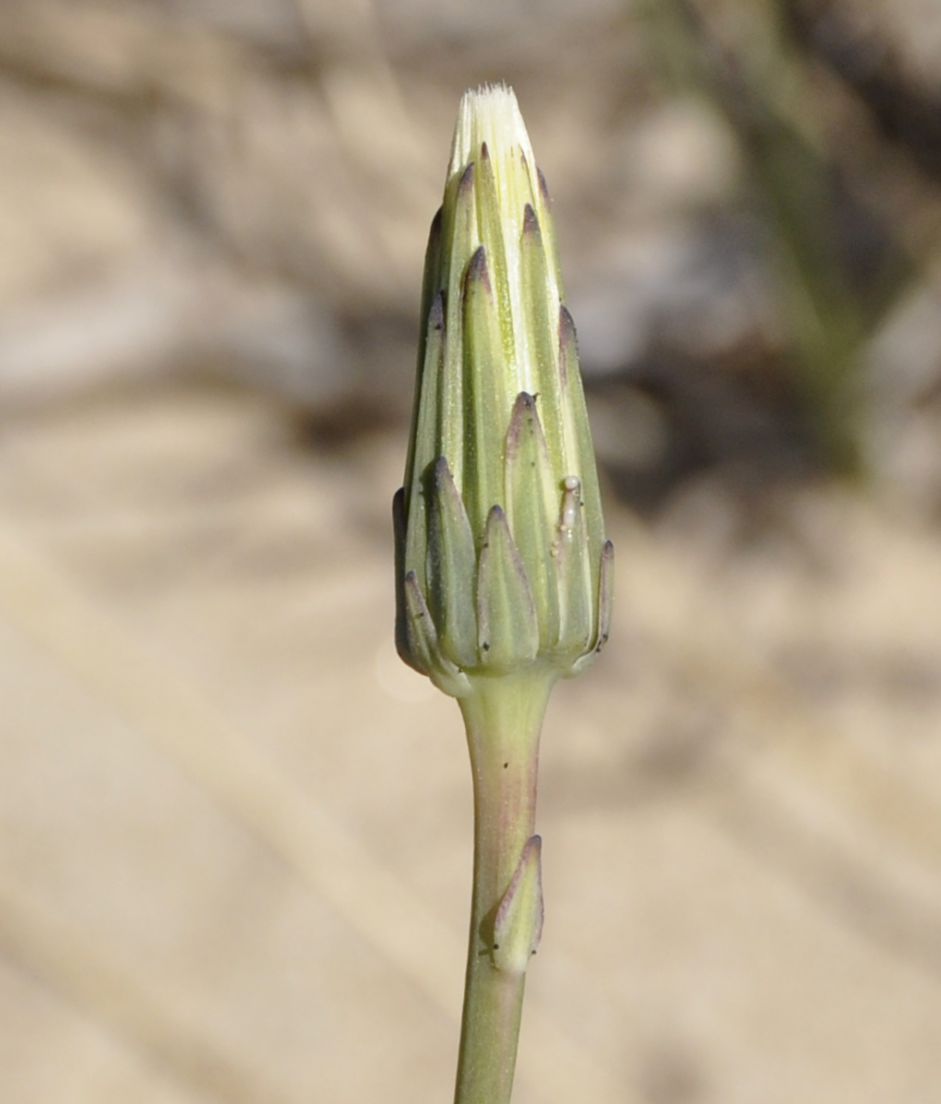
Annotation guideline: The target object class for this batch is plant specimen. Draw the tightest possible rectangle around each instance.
[393,84,612,1104]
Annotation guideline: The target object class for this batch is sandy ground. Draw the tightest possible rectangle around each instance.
[0,379,939,1104]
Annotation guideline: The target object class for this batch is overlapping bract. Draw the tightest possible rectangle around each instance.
[394,85,612,697]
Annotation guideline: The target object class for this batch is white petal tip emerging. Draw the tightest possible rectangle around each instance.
[448,84,535,180]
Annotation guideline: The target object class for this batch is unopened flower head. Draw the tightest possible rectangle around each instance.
[394,84,612,697]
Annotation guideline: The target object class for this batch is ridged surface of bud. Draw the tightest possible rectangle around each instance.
[394,85,612,697]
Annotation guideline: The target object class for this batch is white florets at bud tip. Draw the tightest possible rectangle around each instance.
[448,83,536,182]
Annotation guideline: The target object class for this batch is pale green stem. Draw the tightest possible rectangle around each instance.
[453,673,554,1104]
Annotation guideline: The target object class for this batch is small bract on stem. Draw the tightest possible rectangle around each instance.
[393,83,612,1104]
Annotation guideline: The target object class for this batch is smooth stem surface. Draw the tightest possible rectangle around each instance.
[453,674,554,1104]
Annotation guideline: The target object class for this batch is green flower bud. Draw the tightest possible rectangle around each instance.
[394,84,613,697]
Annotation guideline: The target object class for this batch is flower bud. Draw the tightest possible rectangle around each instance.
[394,84,612,697]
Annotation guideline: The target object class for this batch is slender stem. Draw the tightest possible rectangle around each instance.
[453,673,554,1104]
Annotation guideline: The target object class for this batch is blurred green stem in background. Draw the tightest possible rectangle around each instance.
[640,0,915,477]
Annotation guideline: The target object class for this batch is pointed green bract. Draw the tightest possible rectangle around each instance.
[401,569,437,674]
[493,835,544,975]
[558,305,604,543]
[401,571,470,697]
[394,84,612,695]
[554,476,594,656]
[505,393,560,649]
[462,246,507,534]
[428,457,478,668]
[520,205,556,392]
[441,164,477,480]
[403,292,446,585]
[475,144,517,369]
[477,506,538,669]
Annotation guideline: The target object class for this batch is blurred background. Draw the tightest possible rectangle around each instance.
[1,1,940,1101]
